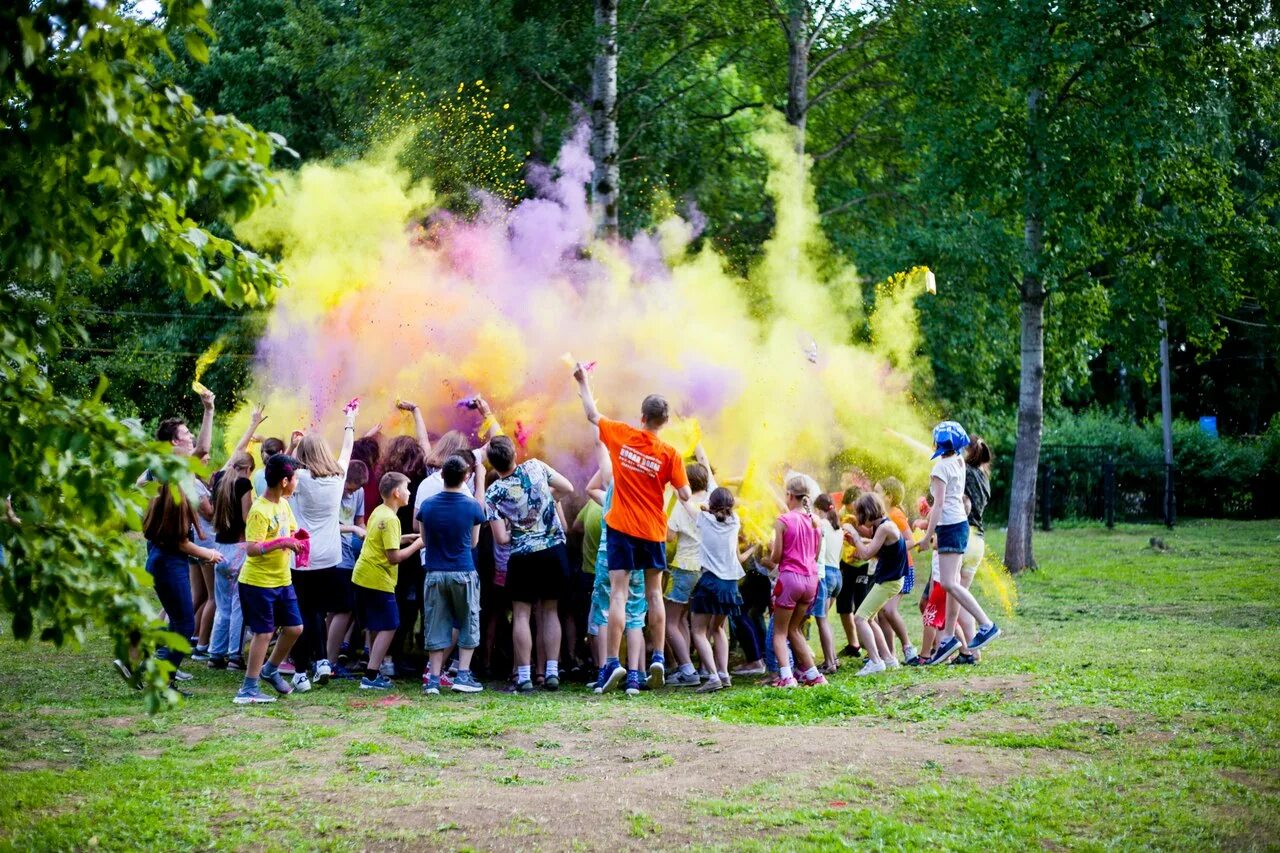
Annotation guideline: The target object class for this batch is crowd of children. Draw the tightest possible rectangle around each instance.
[117,367,1002,703]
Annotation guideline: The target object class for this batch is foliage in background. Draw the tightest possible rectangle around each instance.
[0,0,285,706]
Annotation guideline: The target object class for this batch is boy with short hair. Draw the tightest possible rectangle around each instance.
[252,437,286,496]
[485,435,575,693]
[352,471,425,690]
[418,452,488,695]
[573,364,697,696]
[234,454,305,705]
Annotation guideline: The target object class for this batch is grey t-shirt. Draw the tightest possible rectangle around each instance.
[289,469,346,569]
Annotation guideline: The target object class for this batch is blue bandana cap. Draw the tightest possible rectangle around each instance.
[931,421,970,459]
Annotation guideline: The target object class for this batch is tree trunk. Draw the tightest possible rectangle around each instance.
[591,0,619,238]
[784,2,809,155]
[1004,85,1046,573]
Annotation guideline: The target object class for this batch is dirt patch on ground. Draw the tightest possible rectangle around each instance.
[897,672,1035,702]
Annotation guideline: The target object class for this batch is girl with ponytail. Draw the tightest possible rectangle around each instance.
[765,476,827,688]
[686,488,755,692]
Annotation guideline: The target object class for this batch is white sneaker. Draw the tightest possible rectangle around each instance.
[856,660,886,677]
[379,660,395,678]
[884,656,901,669]
[903,644,918,661]
[291,672,312,693]
[173,668,194,682]
[313,659,332,685]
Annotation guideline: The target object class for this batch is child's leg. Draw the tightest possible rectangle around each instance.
[689,612,716,677]
[957,569,978,644]
[816,614,836,668]
[921,624,937,657]
[940,552,990,630]
[538,600,561,675]
[326,612,352,663]
[367,628,396,674]
[512,601,534,668]
[210,570,231,658]
[711,617,730,676]
[625,626,646,671]
[644,569,666,662]
[869,618,892,660]
[606,571,629,659]
[246,632,272,678]
[882,595,911,652]
[666,600,692,668]
[854,616,881,663]
[783,607,817,674]
[189,562,208,639]
[197,561,216,647]
[840,612,858,650]
[771,606,797,675]
[269,624,302,666]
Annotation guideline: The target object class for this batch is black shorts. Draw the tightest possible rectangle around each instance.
[837,561,872,615]
[293,567,355,613]
[505,543,568,604]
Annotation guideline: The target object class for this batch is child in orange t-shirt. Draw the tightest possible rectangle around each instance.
[573,362,697,695]
[874,477,919,665]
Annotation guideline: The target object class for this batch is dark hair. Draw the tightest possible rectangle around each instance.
[708,487,735,522]
[351,436,381,472]
[264,453,300,488]
[382,435,426,481]
[486,435,516,473]
[213,451,253,534]
[156,417,185,443]
[640,394,669,427]
[841,486,862,509]
[854,492,887,526]
[261,437,285,462]
[442,452,471,488]
[964,437,992,469]
[814,493,839,527]
[345,459,370,488]
[379,470,409,499]
[142,488,195,549]
[686,462,709,494]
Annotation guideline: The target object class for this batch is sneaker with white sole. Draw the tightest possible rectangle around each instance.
[190,648,212,662]
[423,675,441,696]
[969,623,1001,651]
[648,656,665,687]
[291,672,312,693]
[232,685,276,705]
[262,669,294,695]
[884,656,901,669]
[313,659,332,685]
[379,660,396,678]
[924,635,961,665]
[666,670,701,688]
[173,668,194,682]
[451,671,484,693]
[856,660,886,677]
[360,674,394,690]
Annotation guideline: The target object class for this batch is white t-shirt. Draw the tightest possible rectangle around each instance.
[818,516,842,569]
[668,490,710,571]
[414,449,484,516]
[696,512,743,581]
[289,469,346,570]
[931,454,968,526]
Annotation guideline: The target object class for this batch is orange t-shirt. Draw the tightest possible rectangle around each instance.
[888,506,915,568]
[598,418,688,542]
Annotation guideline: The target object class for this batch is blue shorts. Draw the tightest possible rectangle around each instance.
[354,584,399,633]
[339,534,363,570]
[807,573,829,617]
[606,525,666,573]
[666,567,699,604]
[589,562,646,633]
[823,566,842,601]
[935,521,970,554]
[238,583,302,634]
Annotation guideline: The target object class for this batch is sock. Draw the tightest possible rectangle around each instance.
[627,668,642,681]
[546,660,559,678]
[651,650,665,664]
[456,669,470,677]
[679,663,696,677]
[939,633,955,644]
[365,667,378,680]
[979,622,994,631]
[196,644,208,653]
[717,671,729,682]
[804,666,820,680]
[606,656,620,668]
[262,661,278,677]
[241,675,259,691]
[517,665,531,683]
[779,665,793,680]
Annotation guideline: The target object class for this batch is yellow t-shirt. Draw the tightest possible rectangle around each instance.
[352,504,401,593]
[240,496,298,588]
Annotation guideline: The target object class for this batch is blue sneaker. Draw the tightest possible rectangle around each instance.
[359,674,393,690]
[331,663,358,680]
[648,654,665,687]
[969,623,1001,651]
[625,670,643,697]
[594,660,625,695]
[232,684,276,705]
[423,675,441,695]
[451,671,484,694]
[261,668,294,695]
[924,635,961,665]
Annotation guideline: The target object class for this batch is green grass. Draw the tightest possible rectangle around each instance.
[0,520,1277,850]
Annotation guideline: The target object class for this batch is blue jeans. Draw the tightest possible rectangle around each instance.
[209,543,245,660]
[764,612,795,673]
[146,542,195,669]
[731,608,765,663]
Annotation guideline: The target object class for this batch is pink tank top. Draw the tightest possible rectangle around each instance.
[777,509,821,577]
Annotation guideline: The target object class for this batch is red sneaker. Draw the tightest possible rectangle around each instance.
[769,676,798,688]
[799,672,828,687]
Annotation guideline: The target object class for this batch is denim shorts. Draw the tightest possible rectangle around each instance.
[935,521,970,554]
[606,525,667,573]
[238,582,303,634]
[823,566,842,602]
[665,567,700,604]
[423,571,480,650]
[588,561,646,632]
[807,573,829,617]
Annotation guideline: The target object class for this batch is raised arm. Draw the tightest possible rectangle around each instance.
[230,403,267,460]
[475,395,503,444]
[337,402,359,469]
[573,364,602,425]
[397,400,432,457]
[195,386,216,458]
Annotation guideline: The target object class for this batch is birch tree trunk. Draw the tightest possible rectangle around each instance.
[591,0,619,238]
[784,2,809,155]
[1004,84,1046,573]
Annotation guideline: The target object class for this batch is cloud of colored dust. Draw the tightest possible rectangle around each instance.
[231,111,941,543]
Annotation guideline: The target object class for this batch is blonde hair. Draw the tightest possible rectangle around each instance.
[785,475,819,531]
[428,430,471,469]
[878,477,905,509]
[295,434,344,479]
